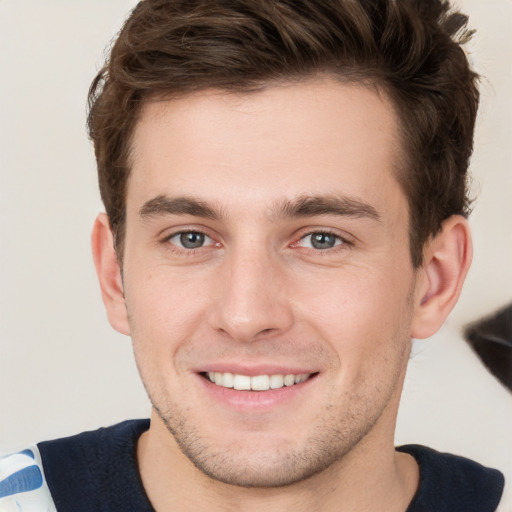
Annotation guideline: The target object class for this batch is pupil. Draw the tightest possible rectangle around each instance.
[311,233,335,249]
[180,232,205,249]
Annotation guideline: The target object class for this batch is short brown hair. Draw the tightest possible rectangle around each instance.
[88,0,479,267]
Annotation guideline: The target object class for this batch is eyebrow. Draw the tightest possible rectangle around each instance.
[139,195,220,220]
[274,194,381,222]
[139,193,380,222]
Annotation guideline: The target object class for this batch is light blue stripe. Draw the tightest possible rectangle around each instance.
[0,465,43,498]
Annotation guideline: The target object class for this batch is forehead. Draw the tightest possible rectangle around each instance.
[128,79,405,218]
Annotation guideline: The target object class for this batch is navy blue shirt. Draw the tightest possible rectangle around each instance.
[35,420,504,511]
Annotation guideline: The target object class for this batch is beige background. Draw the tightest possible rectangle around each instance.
[1,0,511,497]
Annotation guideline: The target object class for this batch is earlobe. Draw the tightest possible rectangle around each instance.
[91,213,131,336]
[411,216,472,339]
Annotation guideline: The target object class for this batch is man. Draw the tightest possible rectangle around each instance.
[0,0,506,510]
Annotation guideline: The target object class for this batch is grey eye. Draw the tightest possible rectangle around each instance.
[302,232,342,250]
[179,232,206,249]
[166,230,217,251]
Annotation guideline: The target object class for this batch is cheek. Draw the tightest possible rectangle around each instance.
[124,268,212,356]
[295,263,414,361]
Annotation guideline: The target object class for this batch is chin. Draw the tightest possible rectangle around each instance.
[182,444,339,488]
[156,406,370,488]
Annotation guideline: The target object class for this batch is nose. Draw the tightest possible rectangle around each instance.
[207,247,294,343]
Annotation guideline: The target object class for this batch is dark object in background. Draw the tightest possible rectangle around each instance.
[465,303,512,392]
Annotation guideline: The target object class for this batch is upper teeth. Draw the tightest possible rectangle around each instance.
[207,372,311,391]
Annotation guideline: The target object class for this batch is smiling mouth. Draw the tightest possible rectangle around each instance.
[203,372,315,391]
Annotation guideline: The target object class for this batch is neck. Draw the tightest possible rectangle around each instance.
[137,408,418,512]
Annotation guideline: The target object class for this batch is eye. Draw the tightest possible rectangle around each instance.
[300,232,344,250]
[167,231,214,249]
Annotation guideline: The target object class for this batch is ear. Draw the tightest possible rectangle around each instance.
[411,215,472,339]
[91,213,130,336]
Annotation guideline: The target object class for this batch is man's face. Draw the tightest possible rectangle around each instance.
[121,79,421,487]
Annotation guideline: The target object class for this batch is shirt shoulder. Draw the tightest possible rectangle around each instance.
[0,445,57,511]
[398,444,505,512]
[37,419,152,512]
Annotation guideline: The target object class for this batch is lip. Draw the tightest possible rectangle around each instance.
[195,368,319,412]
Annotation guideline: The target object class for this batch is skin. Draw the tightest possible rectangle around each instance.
[92,78,472,511]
